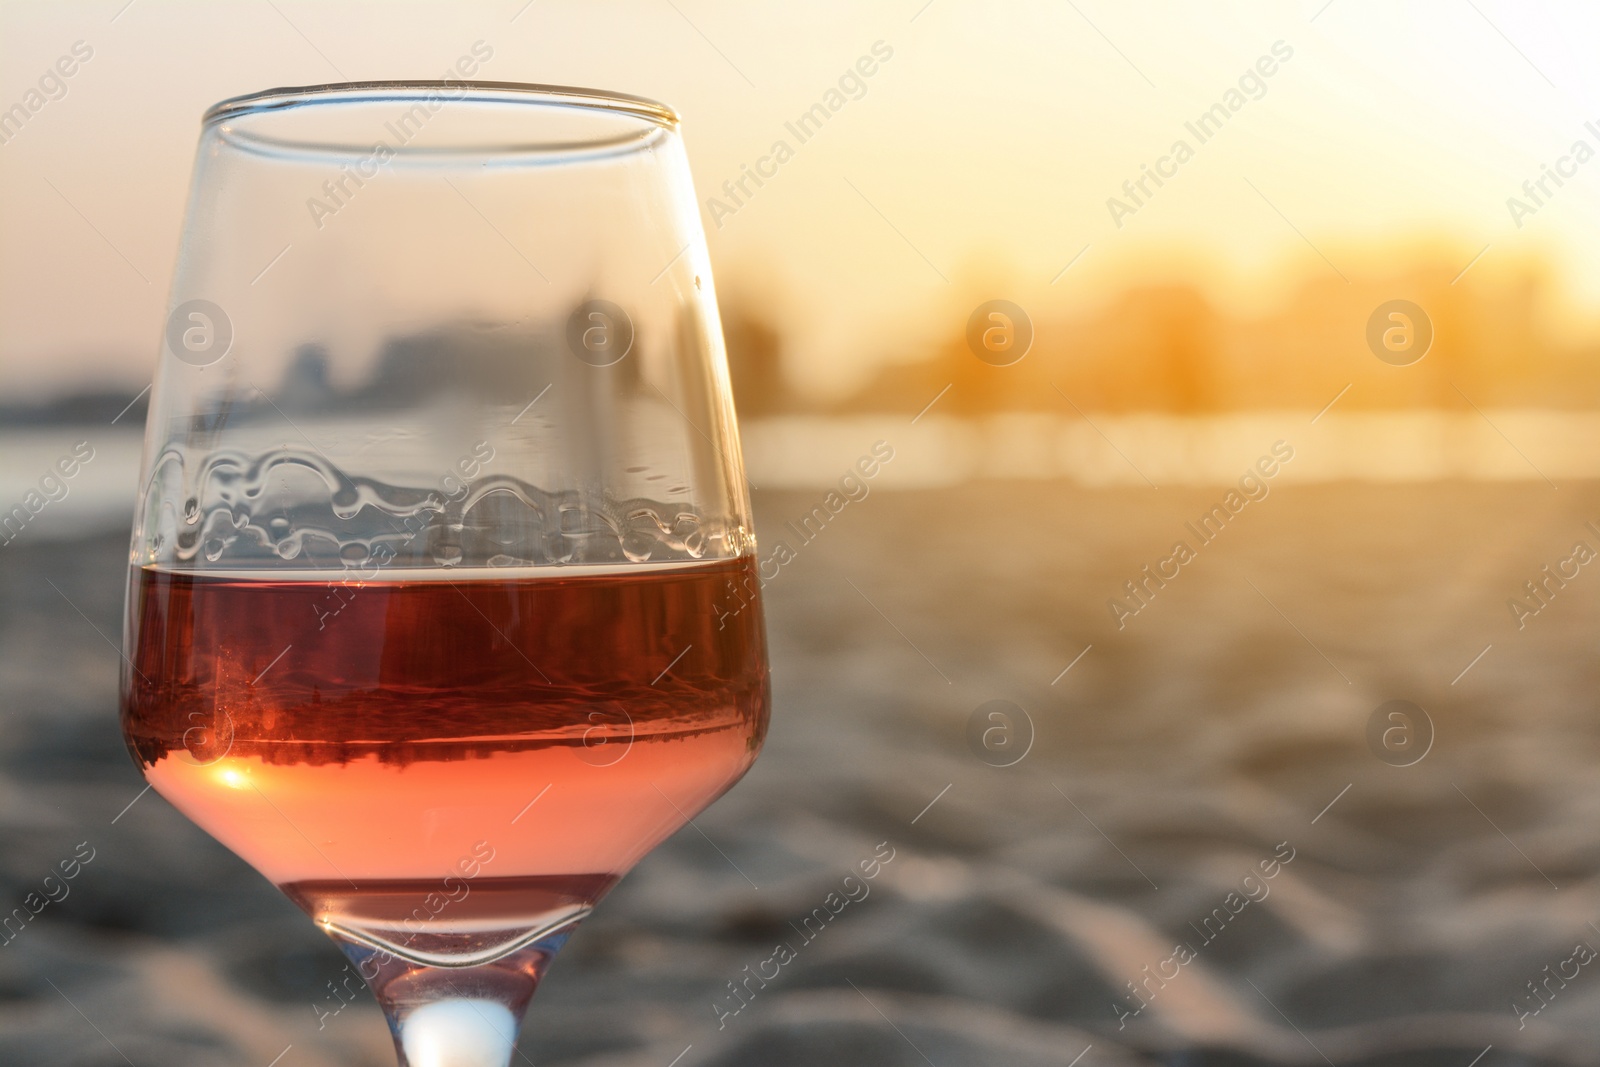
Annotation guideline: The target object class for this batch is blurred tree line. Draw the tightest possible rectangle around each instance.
[723,256,1600,416]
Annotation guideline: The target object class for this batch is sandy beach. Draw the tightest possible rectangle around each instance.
[4,479,1600,1066]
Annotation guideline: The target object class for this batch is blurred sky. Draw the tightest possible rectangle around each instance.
[5,0,1600,400]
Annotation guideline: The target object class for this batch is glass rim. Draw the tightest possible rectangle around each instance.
[203,80,680,156]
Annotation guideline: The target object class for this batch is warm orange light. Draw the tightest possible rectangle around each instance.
[215,766,249,790]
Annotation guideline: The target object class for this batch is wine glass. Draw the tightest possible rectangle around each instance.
[119,81,769,1066]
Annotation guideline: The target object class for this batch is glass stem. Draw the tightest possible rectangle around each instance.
[391,992,522,1067]
[335,931,577,1067]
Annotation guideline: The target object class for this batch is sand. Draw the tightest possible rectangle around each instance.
[3,481,1600,1066]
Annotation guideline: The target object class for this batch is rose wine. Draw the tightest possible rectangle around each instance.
[121,557,768,983]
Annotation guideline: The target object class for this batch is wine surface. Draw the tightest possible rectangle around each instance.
[121,558,768,958]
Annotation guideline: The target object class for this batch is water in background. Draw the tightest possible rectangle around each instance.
[2,406,1597,534]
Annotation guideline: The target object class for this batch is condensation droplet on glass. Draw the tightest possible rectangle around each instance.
[183,497,200,524]
[542,531,574,564]
[672,514,703,556]
[203,538,226,561]
[621,533,654,563]
[432,543,463,566]
[269,516,290,536]
[340,541,370,565]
